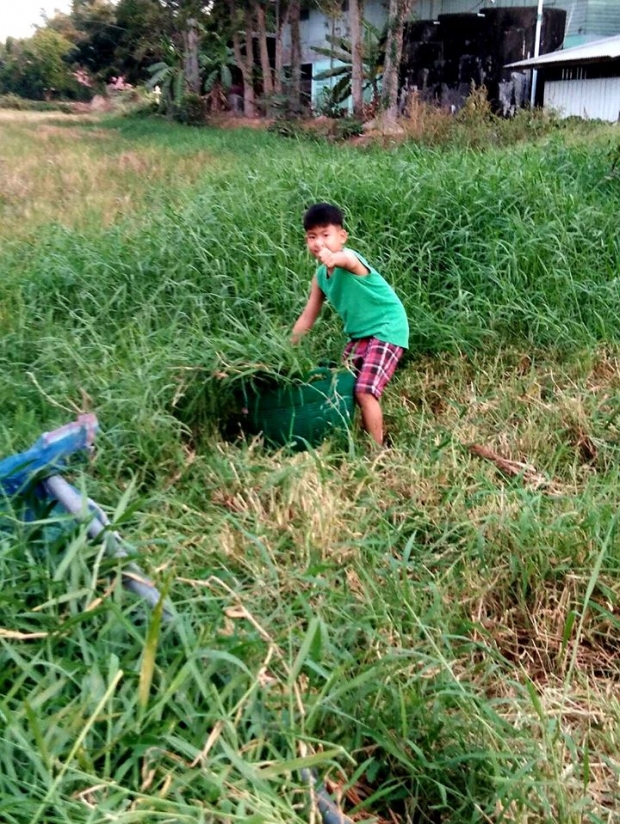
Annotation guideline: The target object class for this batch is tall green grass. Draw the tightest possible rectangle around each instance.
[1,113,619,822]
[3,126,620,471]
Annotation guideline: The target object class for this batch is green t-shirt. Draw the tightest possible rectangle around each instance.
[315,249,409,349]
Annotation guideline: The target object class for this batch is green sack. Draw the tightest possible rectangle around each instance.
[241,367,356,449]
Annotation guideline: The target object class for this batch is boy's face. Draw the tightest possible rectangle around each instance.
[305,223,347,260]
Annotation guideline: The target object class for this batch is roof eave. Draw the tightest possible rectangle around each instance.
[506,55,620,69]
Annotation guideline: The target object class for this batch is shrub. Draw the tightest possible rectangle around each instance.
[258,92,305,119]
[327,117,364,141]
[403,85,564,150]
[314,86,348,119]
[267,115,363,142]
[404,93,454,146]
[266,118,310,139]
[175,92,207,126]
[0,94,74,113]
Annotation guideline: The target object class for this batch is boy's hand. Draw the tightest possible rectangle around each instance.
[317,246,337,270]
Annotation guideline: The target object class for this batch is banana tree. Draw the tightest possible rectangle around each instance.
[200,33,235,111]
[312,20,383,112]
[146,44,186,114]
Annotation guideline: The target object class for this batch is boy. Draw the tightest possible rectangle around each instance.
[292,202,408,446]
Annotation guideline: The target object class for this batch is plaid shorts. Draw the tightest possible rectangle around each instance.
[343,337,404,399]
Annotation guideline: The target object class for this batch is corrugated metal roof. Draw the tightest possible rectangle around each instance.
[506,34,620,69]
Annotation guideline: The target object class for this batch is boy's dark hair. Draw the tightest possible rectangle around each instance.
[303,202,344,231]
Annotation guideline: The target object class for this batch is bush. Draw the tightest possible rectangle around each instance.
[403,85,563,150]
[494,106,559,144]
[330,117,364,140]
[258,92,305,119]
[266,119,309,139]
[314,86,348,119]
[404,93,454,146]
[174,92,207,126]
[0,94,74,113]
[268,115,363,143]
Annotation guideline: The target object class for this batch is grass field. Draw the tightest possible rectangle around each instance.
[1,109,620,823]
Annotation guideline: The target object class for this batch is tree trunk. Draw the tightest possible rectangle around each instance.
[243,7,257,116]
[229,0,256,117]
[274,0,291,96]
[183,17,200,95]
[349,0,363,117]
[381,0,412,122]
[289,0,302,113]
[255,1,273,98]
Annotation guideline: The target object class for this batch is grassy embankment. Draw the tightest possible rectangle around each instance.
[1,109,620,823]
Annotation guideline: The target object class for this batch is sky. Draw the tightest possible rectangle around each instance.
[0,1,73,42]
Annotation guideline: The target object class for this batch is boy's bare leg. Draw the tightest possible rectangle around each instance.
[355,392,383,446]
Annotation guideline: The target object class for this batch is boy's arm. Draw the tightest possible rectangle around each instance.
[317,247,369,275]
[291,276,324,342]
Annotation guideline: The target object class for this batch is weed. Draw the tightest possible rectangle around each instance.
[0,93,75,113]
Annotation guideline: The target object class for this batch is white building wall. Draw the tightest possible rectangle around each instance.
[280,0,387,107]
[282,0,386,65]
[545,77,620,120]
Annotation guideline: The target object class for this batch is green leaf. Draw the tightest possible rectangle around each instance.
[311,48,352,64]
[174,70,185,104]
[147,61,168,74]
[204,69,218,92]
[289,616,322,684]
[258,748,343,778]
[53,529,88,582]
[560,608,577,661]
[138,587,164,714]
[330,74,351,104]
[324,34,351,53]
[221,64,232,90]
[314,66,350,81]
[146,66,171,89]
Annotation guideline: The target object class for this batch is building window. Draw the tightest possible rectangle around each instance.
[301,63,313,104]
[281,63,313,107]
[341,0,349,10]
[300,8,309,21]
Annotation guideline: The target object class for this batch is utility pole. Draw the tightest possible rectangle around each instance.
[530,0,544,107]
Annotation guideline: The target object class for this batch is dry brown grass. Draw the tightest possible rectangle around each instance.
[403,92,454,144]
[0,111,220,237]
[173,347,620,818]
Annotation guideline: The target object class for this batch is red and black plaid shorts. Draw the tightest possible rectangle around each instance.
[342,337,404,399]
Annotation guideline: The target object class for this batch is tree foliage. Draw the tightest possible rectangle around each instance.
[68,0,119,80]
[0,29,79,100]
[0,0,413,121]
[113,0,175,84]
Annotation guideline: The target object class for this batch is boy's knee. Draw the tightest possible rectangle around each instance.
[355,389,379,405]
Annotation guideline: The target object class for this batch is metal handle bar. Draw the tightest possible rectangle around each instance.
[42,475,173,622]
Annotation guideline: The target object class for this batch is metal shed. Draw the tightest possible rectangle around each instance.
[506,34,620,121]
